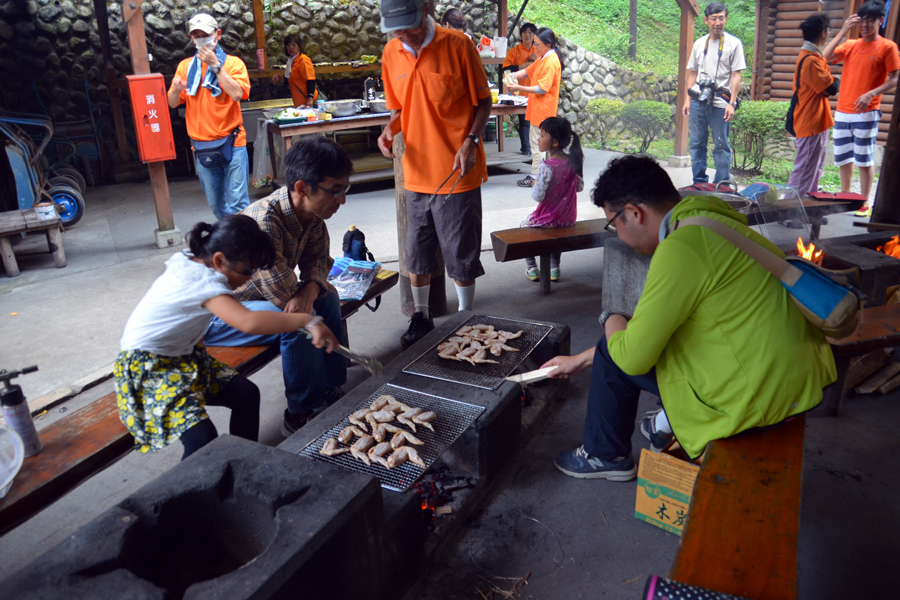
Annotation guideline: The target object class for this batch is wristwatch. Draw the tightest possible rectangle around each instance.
[209,64,221,75]
[467,134,480,146]
[599,310,630,328]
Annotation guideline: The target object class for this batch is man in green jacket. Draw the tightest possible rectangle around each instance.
[543,155,836,480]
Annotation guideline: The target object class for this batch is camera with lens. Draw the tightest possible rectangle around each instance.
[695,77,716,105]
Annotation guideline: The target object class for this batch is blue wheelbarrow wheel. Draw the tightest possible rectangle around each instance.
[47,184,85,227]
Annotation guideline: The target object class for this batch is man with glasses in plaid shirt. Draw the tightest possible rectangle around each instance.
[204,137,353,436]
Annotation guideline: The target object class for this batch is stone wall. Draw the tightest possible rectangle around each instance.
[0,0,679,171]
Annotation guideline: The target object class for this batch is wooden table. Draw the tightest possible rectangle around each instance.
[0,209,66,277]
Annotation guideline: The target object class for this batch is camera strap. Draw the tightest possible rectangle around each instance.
[702,34,725,91]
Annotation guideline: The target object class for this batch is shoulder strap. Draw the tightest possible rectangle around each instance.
[795,54,812,91]
[675,216,803,287]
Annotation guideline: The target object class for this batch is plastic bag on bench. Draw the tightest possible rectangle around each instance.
[328,259,382,303]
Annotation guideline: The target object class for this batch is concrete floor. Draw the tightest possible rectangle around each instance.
[0,143,896,597]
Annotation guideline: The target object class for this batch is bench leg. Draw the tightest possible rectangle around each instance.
[46,226,67,268]
[0,236,19,277]
[824,354,851,416]
[539,253,551,295]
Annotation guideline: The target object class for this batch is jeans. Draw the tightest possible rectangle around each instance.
[517,114,530,153]
[583,336,660,460]
[195,144,250,219]
[203,291,347,414]
[688,100,732,184]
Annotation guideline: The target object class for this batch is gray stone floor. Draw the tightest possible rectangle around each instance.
[0,143,895,597]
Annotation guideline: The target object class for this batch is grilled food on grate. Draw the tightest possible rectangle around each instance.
[437,323,524,365]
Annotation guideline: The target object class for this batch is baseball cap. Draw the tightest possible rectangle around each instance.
[380,0,426,33]
[187,13,218,35]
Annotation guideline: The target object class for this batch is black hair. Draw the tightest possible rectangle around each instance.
[187,215,276,272]
[540,117,584,177]
[799,13,830,42]
[441,8,468,31]
[535,27,558,50]
[284,136,354,193]
[520,23,538,35]
[591,155,680,214]
[857,1,886,19]
[705,2,728,17]
[284,34,304,55]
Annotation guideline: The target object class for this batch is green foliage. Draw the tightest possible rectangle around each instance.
[620,100,671,153]
[586,98,625,150]
[729,100,789,173]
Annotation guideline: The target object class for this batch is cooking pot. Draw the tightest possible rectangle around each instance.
[319,99,362,117]
[678,190,751,214]
[368,99,389,113]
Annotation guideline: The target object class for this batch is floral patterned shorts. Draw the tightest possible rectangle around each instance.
[114,345,235,453]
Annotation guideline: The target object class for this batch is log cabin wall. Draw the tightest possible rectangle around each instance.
[759,0,898,144]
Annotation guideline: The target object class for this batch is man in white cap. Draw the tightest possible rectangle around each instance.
[167,13,251,219]
[377,0,492,349]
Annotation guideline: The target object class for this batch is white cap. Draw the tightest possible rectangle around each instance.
[187,13,218,35]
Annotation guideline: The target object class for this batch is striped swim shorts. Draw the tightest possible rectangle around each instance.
[833,110,881,167]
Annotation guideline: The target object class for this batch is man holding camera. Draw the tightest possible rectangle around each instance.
[683,2,746,184]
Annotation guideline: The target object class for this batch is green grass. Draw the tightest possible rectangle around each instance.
[508,0,756,78]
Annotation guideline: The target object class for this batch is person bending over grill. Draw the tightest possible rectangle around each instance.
[541,155,836,480]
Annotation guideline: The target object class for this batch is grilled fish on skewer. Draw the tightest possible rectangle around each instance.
[368,442,393,468]
[387,447,409,469]
[351,435,375,465]
[319,438,350,456]
[404,446,426,467]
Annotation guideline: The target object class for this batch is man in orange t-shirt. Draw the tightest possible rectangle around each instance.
[502,23,539,156]
[824,1,900,217]
[507,27,562,186]
[378,0,492,349]
[167,14,251,220]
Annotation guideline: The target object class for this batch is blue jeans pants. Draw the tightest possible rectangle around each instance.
[583,336,660,460]
[688,100,732,184]
[203,291,347,414]
[195,145,250,219]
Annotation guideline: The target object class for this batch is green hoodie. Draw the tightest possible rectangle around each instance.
[607,196,836,458]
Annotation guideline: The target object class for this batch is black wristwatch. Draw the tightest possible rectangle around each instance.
[467,134,480,146]
[209,64,221,75]
[599,310,630,328]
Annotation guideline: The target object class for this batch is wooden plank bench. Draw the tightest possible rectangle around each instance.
[0,269,398,536]
[670,415,806,600]
[0,208,66,277]
[490,218,614,295]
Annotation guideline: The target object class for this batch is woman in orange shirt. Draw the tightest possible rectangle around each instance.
[506,27,562,187]
[502,23,539,156]
[271,34,318,108]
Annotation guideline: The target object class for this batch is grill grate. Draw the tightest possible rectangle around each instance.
[402,315,553,389]
[299,384,485,492]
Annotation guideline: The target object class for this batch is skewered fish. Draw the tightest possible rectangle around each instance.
[319,438,350,456]
[350,435,375,465]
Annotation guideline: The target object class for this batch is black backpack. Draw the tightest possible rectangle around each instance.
[341,226,380,312]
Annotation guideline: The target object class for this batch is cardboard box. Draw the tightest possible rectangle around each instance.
[634,447,700,536]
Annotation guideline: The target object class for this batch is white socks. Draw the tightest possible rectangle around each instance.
[655,409,672,434]
[412,284,430,318]
[455,282,475,311]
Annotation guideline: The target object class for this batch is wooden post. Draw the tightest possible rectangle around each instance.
[670,0,698,167]
[629,0,637,60]
[393,133,447,317]
[93,0,130,165]
[252,0,267,69]
[872,77,900,225]
[122,0,179,241]
[498,0,508,152]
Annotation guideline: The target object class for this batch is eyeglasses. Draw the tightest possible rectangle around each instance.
[308,181,352,199]
[706,15,727,22]
[604,202,641,233]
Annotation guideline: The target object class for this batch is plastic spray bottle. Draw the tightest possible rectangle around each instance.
[0,366,42,457]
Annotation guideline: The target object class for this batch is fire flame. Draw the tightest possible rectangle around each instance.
[797,238,824,265]
[877,236,900,259]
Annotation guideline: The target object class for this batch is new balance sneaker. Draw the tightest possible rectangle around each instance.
[517,175,535,188]
[550,268,561,282]
[526,267,540,281]
[855,205,872,218]
[400,311,434,350]
[554,446,637,481]
[282,409,313,437]
[640,408,675,453]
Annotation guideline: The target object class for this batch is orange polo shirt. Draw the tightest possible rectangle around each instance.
[288,53,318,107]
[382,26,491,194]
[502,42,534,87]
[524,50,561,126]
[832,36,900,114]
[176,54,251,146]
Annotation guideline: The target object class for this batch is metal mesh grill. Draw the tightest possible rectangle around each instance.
[401,315,553,389]
[299,384,485,492]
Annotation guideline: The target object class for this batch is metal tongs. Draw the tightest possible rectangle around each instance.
[302,321,384,375]
[428,167,463,208]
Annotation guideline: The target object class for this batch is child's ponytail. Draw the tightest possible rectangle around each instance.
[568,132,584,178]
[188,222,216,258]
[186,215,276,271]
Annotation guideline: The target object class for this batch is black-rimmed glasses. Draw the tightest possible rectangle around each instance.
[308,181,352,199]
[604,202,641,233]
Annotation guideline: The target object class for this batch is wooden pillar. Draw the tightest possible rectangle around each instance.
[629,0,637,60]
[252,0,267,69]
[122,1,178,239]
[872,77,900,225]
[393,133,447,317]
[670,0,697,167]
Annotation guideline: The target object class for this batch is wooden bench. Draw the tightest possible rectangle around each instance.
[0,209,66,277]
[670,415,806,599]
[0,269,398,536]
[490,218,613,295]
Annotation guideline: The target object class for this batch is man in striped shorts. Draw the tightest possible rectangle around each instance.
[824,1,899,218]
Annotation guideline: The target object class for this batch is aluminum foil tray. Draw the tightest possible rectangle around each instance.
[299,384,485,492]
[402,315,553,389]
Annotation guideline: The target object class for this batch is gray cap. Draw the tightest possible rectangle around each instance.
[187,13,218,35]
[380,0,426,33]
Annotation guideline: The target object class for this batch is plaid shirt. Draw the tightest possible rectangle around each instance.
[234,186,332,308]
